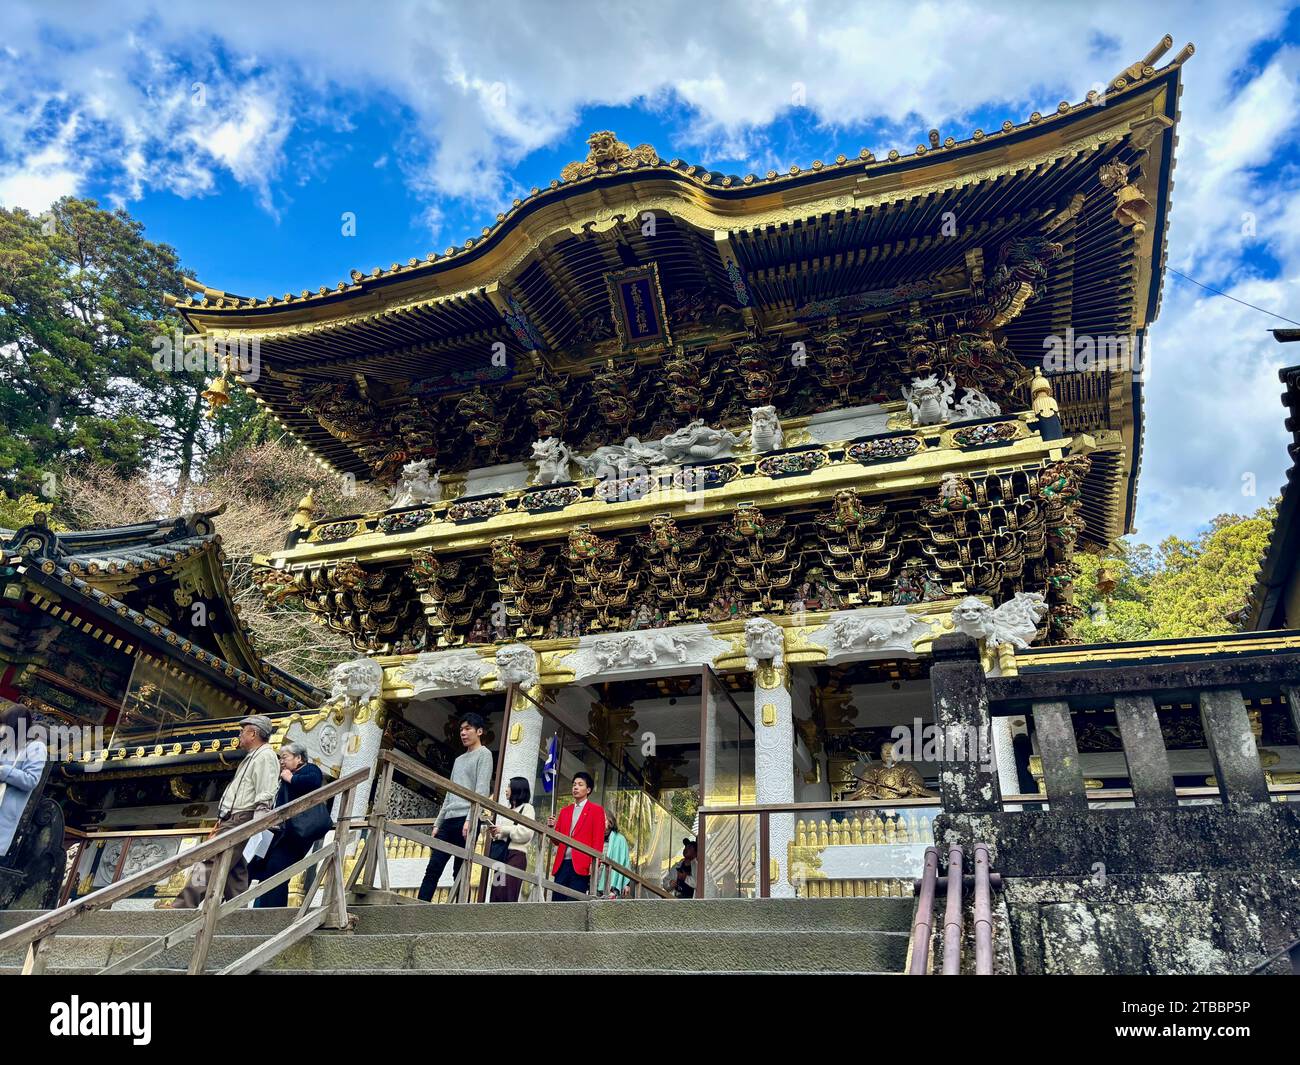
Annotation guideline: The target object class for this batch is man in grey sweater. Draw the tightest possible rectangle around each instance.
[418,712,494,902]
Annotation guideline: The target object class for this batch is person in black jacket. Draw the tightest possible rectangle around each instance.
[252,742,324,908]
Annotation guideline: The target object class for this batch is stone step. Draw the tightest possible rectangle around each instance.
[0,928,910,973]
[0,896,915,937]
[2,967,902,976]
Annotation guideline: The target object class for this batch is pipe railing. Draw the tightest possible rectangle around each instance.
[907,842,998,975]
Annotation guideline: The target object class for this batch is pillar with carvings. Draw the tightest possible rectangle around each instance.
[745,618,796,898]
[493,644,546,807]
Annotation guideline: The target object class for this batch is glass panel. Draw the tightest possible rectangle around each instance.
[785,804,939,898]
[700,665,754,807]
[698,812,757,898]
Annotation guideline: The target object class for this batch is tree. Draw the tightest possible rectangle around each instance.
[0,492,62,532]
[57,441,387,685]
[0,197,236,497]
[1072,503,1277,642]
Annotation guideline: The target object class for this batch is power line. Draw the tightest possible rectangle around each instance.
[1167,267,1300,328]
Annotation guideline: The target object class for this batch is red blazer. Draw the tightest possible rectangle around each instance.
[551,800,606,877]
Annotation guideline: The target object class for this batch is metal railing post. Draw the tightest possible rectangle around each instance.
[908,846,940,975]
[973,842,993,975]
[941,844,964,975]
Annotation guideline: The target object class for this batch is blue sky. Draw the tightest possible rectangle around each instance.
[4,1,1300,546]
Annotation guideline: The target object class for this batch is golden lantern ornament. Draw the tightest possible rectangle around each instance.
[1096,565,1118,596]
[201,368,231,417]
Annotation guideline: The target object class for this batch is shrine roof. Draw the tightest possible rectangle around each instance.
[0,512,322,717]
[177,38,1191,327]
[173,38,1192,541]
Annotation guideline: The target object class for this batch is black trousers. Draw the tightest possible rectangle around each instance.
[552,858,589,901]
[252,834,312,908]
[418,816,473,902]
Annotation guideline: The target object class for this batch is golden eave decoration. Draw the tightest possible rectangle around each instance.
[561,130,659,182]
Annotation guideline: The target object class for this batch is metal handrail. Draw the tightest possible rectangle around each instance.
[369,750,671,901]
[907,846,940,974]
[0,765,370,974]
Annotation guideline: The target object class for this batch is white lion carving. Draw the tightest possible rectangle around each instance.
[574,437,667,481]
[399,653,484,694]
[749,406,784,452]
[592,633,690,670]
[744,617,785,671]
[391,460,441,508]
[951,593,1047,649]
[658,420,748,463]
[495,644,539,691]
[829,614,916,651]
[902,375,956,426]
[326,658,385,711]
[530,437,574,485]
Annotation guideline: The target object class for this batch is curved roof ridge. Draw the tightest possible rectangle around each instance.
[175,37,1193,317]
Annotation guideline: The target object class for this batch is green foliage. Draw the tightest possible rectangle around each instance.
[0,197,254,496]
[0,198,180,492]
[0,492,63,532]
[1073,503,1277,643]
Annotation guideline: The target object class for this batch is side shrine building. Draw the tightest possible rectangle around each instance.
[9,36,1300,974]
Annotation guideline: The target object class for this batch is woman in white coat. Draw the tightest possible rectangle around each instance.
[0,702,48,859]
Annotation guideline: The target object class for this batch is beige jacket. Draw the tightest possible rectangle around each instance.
[494,802,536,853]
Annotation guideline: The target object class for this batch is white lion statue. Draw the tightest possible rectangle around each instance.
[495,644,539,691]
[326,657,385,711]
[749,406,784,452]
[531,437,574,484]
[902,375,956,426]
[391,459,442,508]
[744,617,785,671]
[951,593,1047,649]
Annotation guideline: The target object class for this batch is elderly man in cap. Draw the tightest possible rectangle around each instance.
[172,714,281,909]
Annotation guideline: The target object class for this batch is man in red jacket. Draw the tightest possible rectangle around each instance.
[547,772,605,901]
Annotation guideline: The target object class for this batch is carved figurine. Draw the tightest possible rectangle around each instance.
[902,374,956,426]
[953,388,1002,422]
[951,592,1047,649]
[749,405,784,452]
[658,419,749,463]
[530,437,574,484]
[390,459,441,508]
[848,742,937,800]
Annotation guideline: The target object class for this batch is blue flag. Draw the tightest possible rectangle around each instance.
[543,734,558,794]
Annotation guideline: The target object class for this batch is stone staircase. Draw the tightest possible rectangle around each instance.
[0,897,913,974]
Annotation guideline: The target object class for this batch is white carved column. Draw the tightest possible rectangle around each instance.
[746,619,795,898]
[494,645,544,806]
[339,710,385,821]
[992,716,1021,811]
